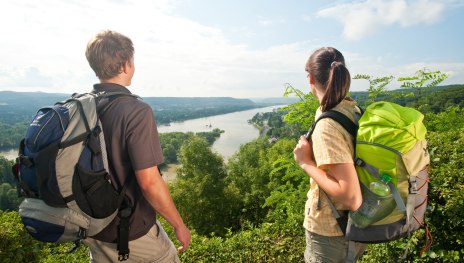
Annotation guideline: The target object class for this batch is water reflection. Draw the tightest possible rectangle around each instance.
[157,105,280,160]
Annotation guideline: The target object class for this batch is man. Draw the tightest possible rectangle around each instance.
[83,30,190,262]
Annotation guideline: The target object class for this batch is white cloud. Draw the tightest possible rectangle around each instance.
[0,0,315,97]
[0,67,52,88]
[1,0,462,98]
[317,0,452,41]
[258,16,286,26]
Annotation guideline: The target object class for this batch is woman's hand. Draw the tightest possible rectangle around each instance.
[293,135,317,168]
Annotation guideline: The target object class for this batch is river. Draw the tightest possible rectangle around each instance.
[157,105,281,179]
[157,105,280,159]
[0,105,281,179]
[0,148,18,161]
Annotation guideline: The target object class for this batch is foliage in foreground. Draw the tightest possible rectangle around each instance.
[0,211,88,263]
[161,214,305,263]
[2,112,463,262]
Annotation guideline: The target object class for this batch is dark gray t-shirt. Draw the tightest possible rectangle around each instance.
[92,83,164,242]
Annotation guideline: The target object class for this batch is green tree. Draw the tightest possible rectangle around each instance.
[425,106,463,132]
[159,130,223,164]
[352,74,394,106]
[263,139,309,227]
[0,183,22,211]
[226,138,273,225]
[280,83,319,133]
[0,157,15,185]
[397,68,449,113]
[170,136,240,236]
[398,68,448,94]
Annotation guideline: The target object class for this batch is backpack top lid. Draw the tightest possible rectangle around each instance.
[357,101,427,154]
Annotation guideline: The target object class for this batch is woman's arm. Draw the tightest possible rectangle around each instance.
[294,135,362,210]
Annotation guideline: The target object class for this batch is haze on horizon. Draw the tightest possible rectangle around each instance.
[1,0,463,98]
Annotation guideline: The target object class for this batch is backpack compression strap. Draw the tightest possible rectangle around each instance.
[93,91,141,261]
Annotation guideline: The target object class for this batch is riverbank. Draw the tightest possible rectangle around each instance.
[0,148,17,160]
[161,164,178,181]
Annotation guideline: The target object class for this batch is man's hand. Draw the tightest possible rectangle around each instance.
[174,224,191,252]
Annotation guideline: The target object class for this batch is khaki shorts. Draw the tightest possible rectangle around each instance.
[304,230,367,263]
[84,221,180,263]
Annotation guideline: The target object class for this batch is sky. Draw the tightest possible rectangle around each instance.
[1,0,463,98]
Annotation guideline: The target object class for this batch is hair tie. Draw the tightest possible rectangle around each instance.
[331,61,337,68]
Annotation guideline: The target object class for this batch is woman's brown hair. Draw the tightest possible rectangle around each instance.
[305,47,351,112]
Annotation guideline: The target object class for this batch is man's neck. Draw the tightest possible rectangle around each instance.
[100,76,130,87]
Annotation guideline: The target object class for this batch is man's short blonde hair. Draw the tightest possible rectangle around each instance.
[85,30,134,81]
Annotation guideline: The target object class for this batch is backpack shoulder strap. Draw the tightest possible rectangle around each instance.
[304,108,361,237]
[95,92,141,117]
[305,110,358,139]
[321,110,358,138]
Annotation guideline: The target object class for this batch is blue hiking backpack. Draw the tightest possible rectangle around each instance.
[12,92,138,261]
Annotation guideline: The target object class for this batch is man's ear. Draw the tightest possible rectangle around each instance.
[122,61,131,74]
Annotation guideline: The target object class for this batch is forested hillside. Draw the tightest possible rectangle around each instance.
[0,91,283,125]
[1,81,463,262]
[0,92,288,148]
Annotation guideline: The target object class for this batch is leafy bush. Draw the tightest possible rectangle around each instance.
[163,219,305,263]
[0,211,88,263]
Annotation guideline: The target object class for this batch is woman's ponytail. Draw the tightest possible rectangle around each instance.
[305,47,351,112]
[321,61,351,111]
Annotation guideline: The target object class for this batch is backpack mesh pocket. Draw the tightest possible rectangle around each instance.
[73,166,119,219]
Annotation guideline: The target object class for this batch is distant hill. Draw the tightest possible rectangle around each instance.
[249,97,299,104]
[144,97,257,110]
[0,91,69,124]
[349,84,464,109]
[3,84,461,125]
[0,91,284,125]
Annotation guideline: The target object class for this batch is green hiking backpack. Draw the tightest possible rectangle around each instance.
[309,101,430,245]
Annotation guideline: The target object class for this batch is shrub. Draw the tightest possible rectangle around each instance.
[0,211,88,263]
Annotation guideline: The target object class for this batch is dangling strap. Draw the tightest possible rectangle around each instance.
[324,192,348,235]
[327,196,341,219]
[345,241,357,263]
[117,206,132,261]
[420,225,433,256]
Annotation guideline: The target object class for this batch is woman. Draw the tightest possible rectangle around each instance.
[293,47,367,262]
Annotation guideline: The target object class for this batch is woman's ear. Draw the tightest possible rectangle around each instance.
[308,74,315,85]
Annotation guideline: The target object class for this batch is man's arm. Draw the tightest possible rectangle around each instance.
[135,166,191,252]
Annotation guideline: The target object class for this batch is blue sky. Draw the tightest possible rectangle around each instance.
[1,0,463,98]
